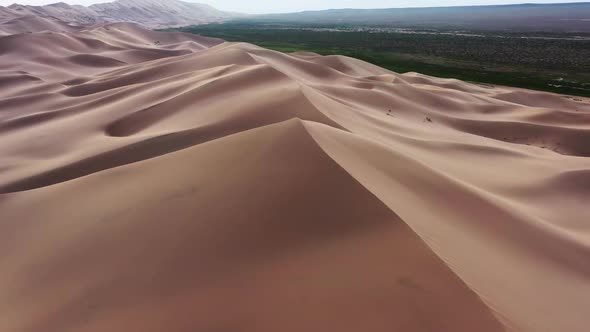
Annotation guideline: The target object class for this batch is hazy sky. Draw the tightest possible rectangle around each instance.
[0,0,587,14]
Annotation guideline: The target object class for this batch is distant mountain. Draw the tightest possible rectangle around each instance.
[3,1,590,32]
[89,0,238,28]
[2,0,239,29]
[244,2,590,32]
[8,2,102,25]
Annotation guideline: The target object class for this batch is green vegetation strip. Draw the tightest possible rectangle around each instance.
[164,23,590,97]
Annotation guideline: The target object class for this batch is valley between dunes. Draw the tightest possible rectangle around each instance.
[1,16,589,332]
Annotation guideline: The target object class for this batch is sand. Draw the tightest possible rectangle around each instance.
[1,16,589,332]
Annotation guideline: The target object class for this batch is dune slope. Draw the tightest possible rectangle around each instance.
[1,19,589,332]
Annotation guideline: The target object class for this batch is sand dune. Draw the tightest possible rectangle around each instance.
[1,17,589,332]
[0,14,83,35]
[1,0,238,29]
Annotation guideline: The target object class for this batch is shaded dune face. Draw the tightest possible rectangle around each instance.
[1,19,590,332]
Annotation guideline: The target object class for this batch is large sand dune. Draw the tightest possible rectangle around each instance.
[1,0,236,29]
[1,17,589,332]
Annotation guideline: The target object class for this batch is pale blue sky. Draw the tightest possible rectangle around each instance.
[0,0,587,14]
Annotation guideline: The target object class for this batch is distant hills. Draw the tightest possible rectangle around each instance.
[244,2,590,32]
[1,0,239,29]
[2,1,590,32]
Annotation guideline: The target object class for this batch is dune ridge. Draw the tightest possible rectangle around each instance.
[1,17,589,332]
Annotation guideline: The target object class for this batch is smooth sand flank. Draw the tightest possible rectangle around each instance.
[1,17,589,332]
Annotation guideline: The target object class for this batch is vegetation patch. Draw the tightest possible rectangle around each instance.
[165,22,590,97]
